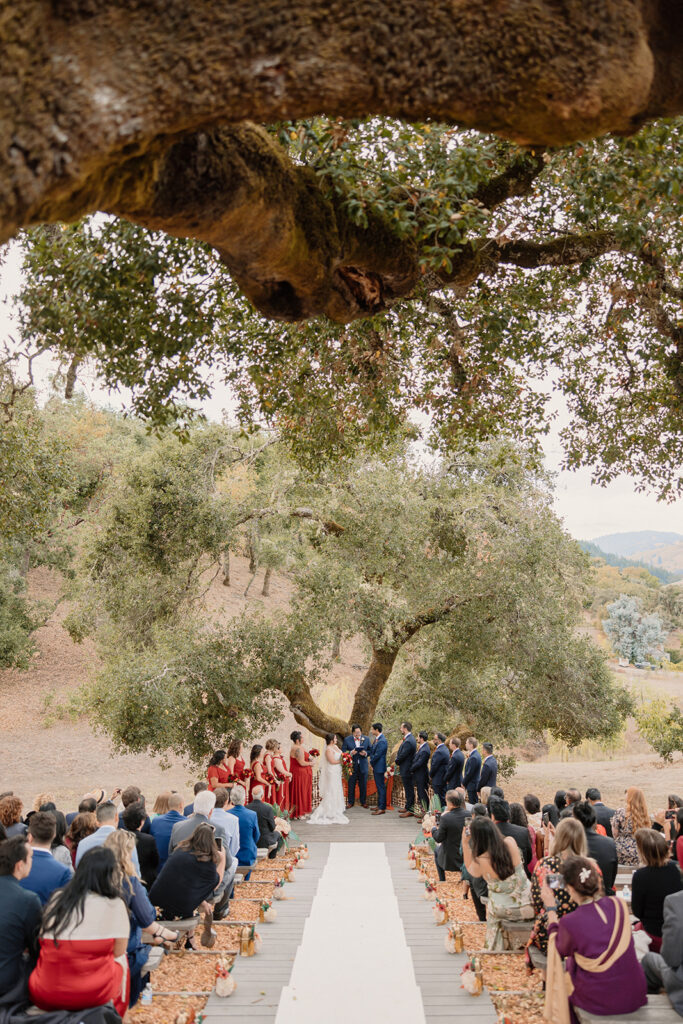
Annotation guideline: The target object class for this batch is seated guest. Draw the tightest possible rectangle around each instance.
[631,828,683,953]
[118,786,151,834]
[510,802,539,873]
[75,800,140,874]
[65,811,97,867]
[612,786,651,867]
[524,794,543,830]
[211,787,241,861]
[148,823,224,943]
[105,830,177,1006]
[463,815,532,950]
[559,788,582,819]
[207,750,231,791]
[490,798,533,877]
[642,889,683,1014]
[542,856,647,1022]
[65,795,97,827]
[480,786,492,808]
[431,789,468,882]
[0,796,27,838]
[527,817,587,973]
[248,785,283,859]
[0,837,41,1001]
[122,801,159,888]
[169,789,228,855]
[585,787,616,838]
[49,810,73,870]
[542,790,566,828]
[29,847,131,1018]
[229,785,260,865]
[572,800,618,895]
[150,791,172,819]
[184,782,208,817]
[20,812,72,905]
[150,792,185,866]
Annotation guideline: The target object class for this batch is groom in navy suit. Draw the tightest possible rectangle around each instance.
[369,722,388,814]
[342,724,371,807]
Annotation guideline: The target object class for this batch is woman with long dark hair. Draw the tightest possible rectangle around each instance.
[289,731,313,819]
[207,749,230,791]
[226,739,246,780]
[463,815,532,950]
[29,847,131,1017]
[47,810,72,871]
[269,738,292,811]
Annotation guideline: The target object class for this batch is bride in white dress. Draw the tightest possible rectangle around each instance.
[308,733,349,825]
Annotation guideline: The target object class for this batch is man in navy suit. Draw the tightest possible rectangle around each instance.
[342,724,371,807]
[395,721,417,817]
[369,722,388,814]
[446,737,465,790]
[429,732,450,806]
[478,742,498,794]
[462,736,482,805]
[411,731,431,816]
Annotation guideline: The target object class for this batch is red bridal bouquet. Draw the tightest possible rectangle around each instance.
[263,771,276,786]
[240,768,254,781]
[341,752,354,779]
[226,773,239,784]
[309,748,320,758]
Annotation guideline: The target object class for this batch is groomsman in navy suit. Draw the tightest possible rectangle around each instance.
[429,732,450,805]
[411,731,431,815]
[478,742,498,793]
[369,722,388,814]
[396,721,417,817]
[342,724,371,807]
[446,737,465,790]
[462,736,482,804]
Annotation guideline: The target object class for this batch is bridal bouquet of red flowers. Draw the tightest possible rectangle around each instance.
[240,767,254,781]
[263,771,276,786]
[309,748,320,758]
[341,752,354,779]
[385,765,395,779]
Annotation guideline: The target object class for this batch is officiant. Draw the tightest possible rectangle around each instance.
[342,725,371,808]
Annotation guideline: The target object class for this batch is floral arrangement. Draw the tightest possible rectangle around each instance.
[274,816,291,836]
[214,958,236,997]
[408,847,417,869]
[432,897,449,925]
[240,767,254,781]
[341,752,354,779]
[423,880,437,901]
[421,812,437,834]
[263,771,276,786]
[309,748,320,758]
[460,957,483,995]
[273,878,286,899]
[384,764,395,779]
[445,924,464,954]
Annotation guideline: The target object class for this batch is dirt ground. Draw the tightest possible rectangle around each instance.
[2,561,682,816]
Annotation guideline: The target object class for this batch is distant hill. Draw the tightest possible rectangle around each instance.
[592,531,683,558]
[579,540,683,584]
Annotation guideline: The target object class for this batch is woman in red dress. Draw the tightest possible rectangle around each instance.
[289,731,313,819]
[263,739,278,804]
[29,846,131,1018]
[271,740,292,811]
[249,745,267,803]
[207,749,230,791]
[226,739,245,783]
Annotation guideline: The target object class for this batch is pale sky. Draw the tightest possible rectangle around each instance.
[1,242,680,542]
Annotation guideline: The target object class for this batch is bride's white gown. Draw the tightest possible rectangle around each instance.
[308,746,349,825]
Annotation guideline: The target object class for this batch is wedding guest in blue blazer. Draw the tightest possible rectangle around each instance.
[446,737,465,790]
[19,813,72,906]
[369,723,388,814]
[462,737,482,804]
[150,792,186,866]
[429,732,450,805]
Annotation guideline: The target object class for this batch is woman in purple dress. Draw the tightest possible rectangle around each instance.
[542,855,647,1024]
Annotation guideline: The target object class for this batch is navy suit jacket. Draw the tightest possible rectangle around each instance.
[411,742,430,780]
[462,749,482,799]
[429,744,450,791]
[229,805,260,866]
[369,734,388,776]
[446,749,465,789]
[395,733,417,773]
[342,734,371,775]
[150,809,186,865]
[479,756,498,791]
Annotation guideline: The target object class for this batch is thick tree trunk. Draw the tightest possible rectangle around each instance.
[3,1,681,318]
[331,631,342,661]
[349,648,399,732]
[261,566,272,597]
[221,549,230,587]
[283,675,350,740]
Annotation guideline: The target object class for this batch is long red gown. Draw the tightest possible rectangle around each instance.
[263,752,276,804]
[249,760,267,802]
[289,750,312,818]
[273,754,291,811]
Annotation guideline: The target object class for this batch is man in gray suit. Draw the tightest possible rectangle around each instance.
[642,890,683,1014]
[169,789,235,915]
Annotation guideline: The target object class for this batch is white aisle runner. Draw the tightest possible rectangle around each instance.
[275,843,426,1024]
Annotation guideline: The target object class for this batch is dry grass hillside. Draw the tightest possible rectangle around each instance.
[2,557,683,814]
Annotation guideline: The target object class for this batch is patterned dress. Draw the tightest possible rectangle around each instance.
[485,862,532,950]
[529,855,577,956]
[611,808,643,866]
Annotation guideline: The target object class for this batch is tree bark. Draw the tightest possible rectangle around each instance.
[261,566,272,597]
[3,1,682,319]
[221,548,230,587]
[349,648,399,732]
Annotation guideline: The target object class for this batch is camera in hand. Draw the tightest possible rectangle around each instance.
[665,810,676,819]
[546,873,563,890]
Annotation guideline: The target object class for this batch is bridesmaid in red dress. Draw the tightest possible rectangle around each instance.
[249,745,267,802]
[206,749,230,791]
[263,739,278,804]
[271,740,292,811]
[226,739,246,782]
[289,731,313,819]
